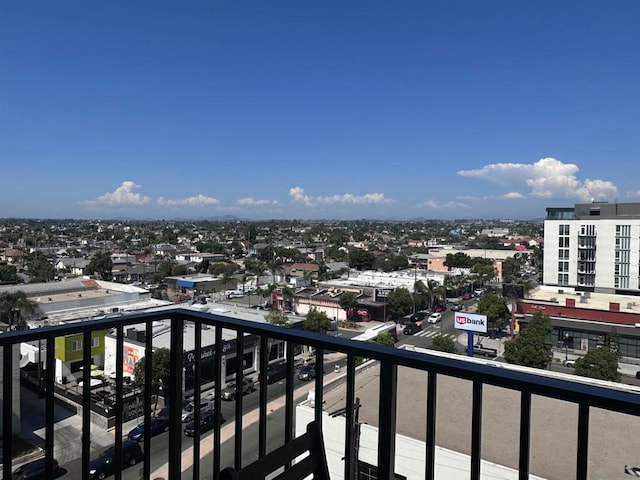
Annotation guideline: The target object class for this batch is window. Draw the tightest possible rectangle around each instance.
[91,337,100,348]
[559,224,570,236]
[357,461,406,480]
[72,340,83,351]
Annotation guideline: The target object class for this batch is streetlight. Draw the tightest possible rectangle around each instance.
[564,333,570,361]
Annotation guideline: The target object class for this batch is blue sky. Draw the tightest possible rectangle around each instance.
[1,1,639,221]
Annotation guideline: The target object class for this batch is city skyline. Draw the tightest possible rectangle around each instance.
[2,1,639,221]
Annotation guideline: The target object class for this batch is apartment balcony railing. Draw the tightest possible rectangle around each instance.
[2,308,640,480]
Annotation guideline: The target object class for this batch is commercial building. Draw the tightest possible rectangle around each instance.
[543,202,640,294]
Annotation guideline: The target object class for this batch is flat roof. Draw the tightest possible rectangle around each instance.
[528,285,640,314]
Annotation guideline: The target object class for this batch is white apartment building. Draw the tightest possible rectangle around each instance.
[543,202,640,294]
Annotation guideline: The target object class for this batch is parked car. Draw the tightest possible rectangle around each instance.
[427,313,442,323]
[562,359,576,368]
[636,371,640,380]
[11,458,59,480]
[403,323,422,335]
[297,365,316,381]
[181,399,213,423]
[183,410,225,436]
[127,417,170,442]
[266,362,287,384]
[89,441,143,479]
[221,378,255,401]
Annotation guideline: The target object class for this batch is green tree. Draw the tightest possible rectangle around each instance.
[0,290,37,329]
[385,287,413,320]
[303,307,333,334]
[133,348,172,409]
[371,332,396,347]
[444,252,474,268]
[265,309,289,326]
[337,292,358,320]
[503,313,552,369]
[0,264,20,284]
[574,347,621,382]
[26,252,55,282]
[476,294,509,335]
[87,252,113,281]
[431,334,458,353]
[348,248,375,271]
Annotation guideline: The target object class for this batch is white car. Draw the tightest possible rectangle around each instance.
[562,359,576,368]
[427,312,442,323]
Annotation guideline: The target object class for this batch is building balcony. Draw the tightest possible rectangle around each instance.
[2,309,640,480]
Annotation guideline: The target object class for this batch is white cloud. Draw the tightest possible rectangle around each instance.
[289,187,314,206]
[627,190,640,198]
[316,192,389,205]
[157,194,220,207]
[502,192,527,199]
[236,197,277,206]
[80,181,151,208]
[458,157,618,201]
[419,200,470,209]
[289,187,390,207]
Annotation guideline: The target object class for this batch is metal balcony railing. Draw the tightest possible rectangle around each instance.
[2,308,640,480]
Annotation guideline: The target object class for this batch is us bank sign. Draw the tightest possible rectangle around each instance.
[454,312,488,334]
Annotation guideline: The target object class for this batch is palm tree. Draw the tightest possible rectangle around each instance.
[0,290,37,329]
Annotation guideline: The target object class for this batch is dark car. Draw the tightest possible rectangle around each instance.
[410,311,427,322]
[11,458,59,480]
[403,323,422,335]
[266,362,287,384]
[635,371,640,380]
[433,305,447,313]
[221,378,255,401]
[89,441,143,480]
[449,302,462,311]
[297,365,316,381]
[127,417,170,442]
[183,410,225,437]
[461,293,473,300]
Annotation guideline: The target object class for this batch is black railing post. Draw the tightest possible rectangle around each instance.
[2,344,13,480]
[192,318,202,480]
[377,360,397,480]
[577,402,590,480]
[234,330,245,471]
[114,325,124,480]
[425,371,437,480]
[168,314,184,480]
[284,340,296,445]
[344,355,356,480]
[258,335,268,459]
[142,319,154,480]
[314,347,324,424]
[519,391,531,480]
[81,330,92,479]
[45,336,55,479]
[213,325,224,479]
[471,380,483,480]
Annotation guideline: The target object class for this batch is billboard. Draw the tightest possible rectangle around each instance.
[454,312,488,333]
[374,288,394,302]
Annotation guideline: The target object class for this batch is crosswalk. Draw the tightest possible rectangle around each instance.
[411,329,456,340]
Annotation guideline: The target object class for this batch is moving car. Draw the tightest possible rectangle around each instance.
[403,323,422,335]
[183,410,225,437]
[127,417,170,442]
[433,305,447,313]
[461,293,473,300]
[89,441,143,479]
[297,365,316,381]
[221,378,255,401]
[181,399,213,423]
[11,458,59,480]
[266,362,287,384]
[427,312,442,323]
[449,302,462,311]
